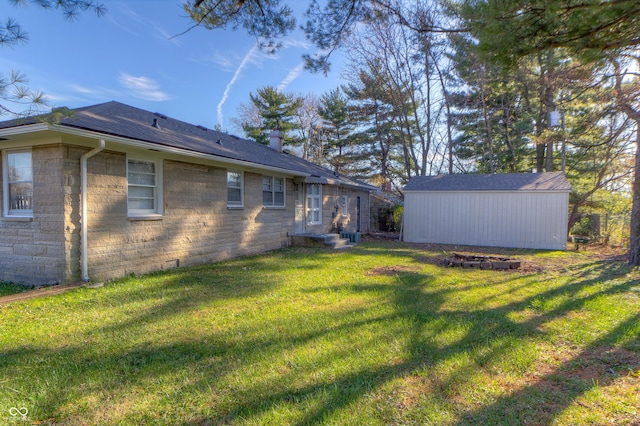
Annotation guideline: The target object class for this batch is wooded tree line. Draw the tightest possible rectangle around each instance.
[229,1,638,250]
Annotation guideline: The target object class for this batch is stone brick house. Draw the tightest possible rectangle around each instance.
[0,102,374,285]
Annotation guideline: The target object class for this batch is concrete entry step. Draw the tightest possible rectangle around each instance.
[290,233,355,250]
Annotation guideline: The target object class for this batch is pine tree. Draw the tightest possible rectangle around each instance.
[241,86,303,146]
[318,88,354,173]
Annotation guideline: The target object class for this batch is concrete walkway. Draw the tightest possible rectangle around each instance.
[0,282,88,306]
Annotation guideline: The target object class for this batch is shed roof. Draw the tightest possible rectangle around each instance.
[0,101,375,191]
[404,172,571,192]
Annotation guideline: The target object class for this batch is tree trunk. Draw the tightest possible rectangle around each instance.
[545,141,554,171]
[536,144,546,173]
[610,58,640,265]
[479,67,496,173]
[431,51,454,174]
[628,124,640,265]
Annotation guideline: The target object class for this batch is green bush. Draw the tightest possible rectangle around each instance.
[393,205,404,231]
[0,282,30,296]
[570,216,592,237]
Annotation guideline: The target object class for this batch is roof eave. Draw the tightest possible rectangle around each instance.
[0,123,49,136]
[306,176,375,191]
[16,123,310,178]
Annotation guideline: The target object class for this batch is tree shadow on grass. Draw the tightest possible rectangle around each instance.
[1,247,638,424]
[455,313,640,425]
[280,258,639,425]
[76,247,338,336]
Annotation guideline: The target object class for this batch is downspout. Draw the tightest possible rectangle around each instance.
[80,139,105,282]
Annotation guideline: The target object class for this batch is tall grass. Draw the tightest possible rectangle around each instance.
[0,282,30,296]
[1,242,638,425]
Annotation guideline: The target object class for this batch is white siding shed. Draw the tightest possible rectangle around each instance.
[403,172,572,250]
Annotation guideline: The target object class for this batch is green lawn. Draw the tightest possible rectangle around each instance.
[1,241,638,425]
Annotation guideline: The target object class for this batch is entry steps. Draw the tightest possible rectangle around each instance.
[290,233,360,249]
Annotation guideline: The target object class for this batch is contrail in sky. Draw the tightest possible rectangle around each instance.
[217,45,259,128]
[277,62,306,92]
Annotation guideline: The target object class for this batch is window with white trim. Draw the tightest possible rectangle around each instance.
[306,184,322,224]
[341,195,348,216]
[127,158,162,215]
[227,170,243,207]
[3,149,33,217]
[262,176,285,207]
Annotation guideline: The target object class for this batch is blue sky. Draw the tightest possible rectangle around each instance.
[1,0,344,133]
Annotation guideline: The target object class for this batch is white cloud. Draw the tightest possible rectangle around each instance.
[118,73,169,102]
[113,4,180,46]
[217,44,260,128]
[279,38,311,50]
[43,84,121,105]
[277,62,306,92]
[209,53,236,72]
[106,14,139,37]
[154,24,181,47]
[69,84,100,95]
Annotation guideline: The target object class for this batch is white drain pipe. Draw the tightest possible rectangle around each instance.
[80,139,105,282]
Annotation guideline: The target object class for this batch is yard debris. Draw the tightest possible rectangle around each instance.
[446,253,521,270]
[366,265,421,276]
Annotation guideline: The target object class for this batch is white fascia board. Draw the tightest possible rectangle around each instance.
[0,123,49,137]
[307,176,376,191]
[335,181,377,191]
[48,124,310,178]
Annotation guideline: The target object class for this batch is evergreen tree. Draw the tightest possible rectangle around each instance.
[318,88,354,173]
[342,9,452,183]
[241,86,303,146]
[343,70,404,184]
[457,0,640,66]
[448,34,536,173]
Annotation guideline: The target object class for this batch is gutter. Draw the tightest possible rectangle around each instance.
[80,139,105,282]
[0,123,49,136]
[305,176,377,192]
[47,124,310,178]
[0,124,310,178]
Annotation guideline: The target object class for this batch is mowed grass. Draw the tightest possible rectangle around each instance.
[1,241,639,425]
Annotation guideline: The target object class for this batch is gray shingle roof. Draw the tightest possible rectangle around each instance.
[404,172,571,192]
[0,101,374,191]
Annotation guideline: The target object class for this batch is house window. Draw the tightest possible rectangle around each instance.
[342,195,348,216]
[3,149,33,217]
[227,170,243,207]
[263,176,285,207]
[127,158,162,215]
[307,184,322,225]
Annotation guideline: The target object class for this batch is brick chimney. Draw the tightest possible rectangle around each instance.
[269,129,284,153]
